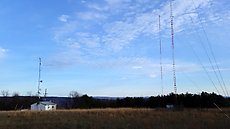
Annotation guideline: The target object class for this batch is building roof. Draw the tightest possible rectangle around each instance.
[40,101,56,105]
[32,101,56,106]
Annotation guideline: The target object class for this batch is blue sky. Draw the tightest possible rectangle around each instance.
[0,0,230,97]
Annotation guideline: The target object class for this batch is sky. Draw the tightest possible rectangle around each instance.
[0,0,230,97]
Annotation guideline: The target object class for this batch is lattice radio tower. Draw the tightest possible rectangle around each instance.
[159,15,164,96]
[170,1,177,95]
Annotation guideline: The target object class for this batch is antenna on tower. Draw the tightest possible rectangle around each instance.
[37,57,42,100]
[170,1,178,106]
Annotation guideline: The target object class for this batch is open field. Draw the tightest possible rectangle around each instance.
[0,108,229,129]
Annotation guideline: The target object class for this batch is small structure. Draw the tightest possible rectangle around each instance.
[166,104,174,109]
[31,101,57,111]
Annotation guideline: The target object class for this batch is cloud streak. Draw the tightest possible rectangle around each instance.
[58,15,70,22]
[52,0,229,73]
[0,47,7,59]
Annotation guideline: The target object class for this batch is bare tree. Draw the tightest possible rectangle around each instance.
[69,91,81,98]
[12,92,20,97]
[1,90,9,97]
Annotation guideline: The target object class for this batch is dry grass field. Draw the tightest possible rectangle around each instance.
[0,108,229,129]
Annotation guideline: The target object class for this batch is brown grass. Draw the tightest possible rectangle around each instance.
[0,108,229,129]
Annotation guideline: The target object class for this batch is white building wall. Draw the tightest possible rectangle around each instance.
[31,103,57,111]
[45,105,57,110]
[31,104,46,111]
[31,104,38,110]
[39,105,46,111]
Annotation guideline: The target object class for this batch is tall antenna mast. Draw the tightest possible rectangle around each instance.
[170,1,177,95]
[44,88,48,97]
[37,57,42,99]
[159,15,163,96]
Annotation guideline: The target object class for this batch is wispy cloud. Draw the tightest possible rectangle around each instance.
[149,74,157,78]
[132,66,143,69]
[52,0,228,71]
[0,47,7,59]
[77,12,106,20]
[58,15,70,22]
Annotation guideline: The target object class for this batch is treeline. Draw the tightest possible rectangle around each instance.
[70,92,230,109]
[0,96,38,110]
[0,92,229,110]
